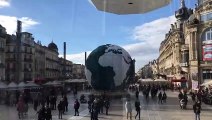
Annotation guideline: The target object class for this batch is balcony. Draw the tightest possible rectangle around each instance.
[0,48,4,52]
[6,58,16,61]
[24,68,32,72]
[6,68,16,72]
[0,63,5,68]
[24,58,33,62]
[181,44,189,51]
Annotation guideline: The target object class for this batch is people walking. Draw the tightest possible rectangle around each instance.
[125,99,132,120]
[57,101,63,119]
[162,92,167,103]
[37,106,46,120]
[64,95,68,112]
[104,98,110,115]
[74,99,80,116]
[92,98,99,120]
[158,92,162,104]
[45,105,52,120]
[17,97,25,119]
[135,98,141,120]
[193,101,201,120]
[135,90,139,99]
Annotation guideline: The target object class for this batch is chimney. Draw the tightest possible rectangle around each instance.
[85,52,87,65]
[17,20,22,34]
[63,42,66,61]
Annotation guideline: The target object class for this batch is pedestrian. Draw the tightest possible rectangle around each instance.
[57,101,63,119]
[135,90,139,99]
[193,101,201,120]
[125,99,132,120]
[53,96,57,110]
[34,98,39,111]
[134,98,141,120]
[162,92,167,103]
[104,98,110,115]
[45,105,52,120]
[37,106,46,120]
[99,97,104,114]
[64,95,68,112]
[88,97,93,113]
[46,96,50,107]
[158,92,162,104]
[17,98,24,119]
[74,99,80,116]
[92,98,99,120]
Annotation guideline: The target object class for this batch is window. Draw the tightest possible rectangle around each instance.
[201,12,212,22]
[202,28,212,44]
[203,69,212,79]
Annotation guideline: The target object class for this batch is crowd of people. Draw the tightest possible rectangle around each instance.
[2,83,210,120]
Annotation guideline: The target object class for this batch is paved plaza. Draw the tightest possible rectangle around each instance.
[0,91,212,120]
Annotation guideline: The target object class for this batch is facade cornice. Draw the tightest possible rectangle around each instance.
[196,1,212,13]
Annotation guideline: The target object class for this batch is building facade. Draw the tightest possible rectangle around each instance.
[34,41,46,80]
[0,25,6,81]
[72,64,85,79]
[58,57,73,79]
[45,42,60,81]
[157,0,212,88]
[0,21,86,83]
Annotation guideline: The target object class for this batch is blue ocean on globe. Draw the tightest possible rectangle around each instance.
[85,44,134,91]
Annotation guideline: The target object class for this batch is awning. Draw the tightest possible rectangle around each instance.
[171,79,187,82]
[64,79,87,83]
[154,78,168,82]
[43,81,62,86]
[0,82,7,89]
[201,80,212,86]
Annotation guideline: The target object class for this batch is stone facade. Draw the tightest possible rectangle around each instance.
[0,21,83,83]
[157,0,212,88]
[0,25,6,81]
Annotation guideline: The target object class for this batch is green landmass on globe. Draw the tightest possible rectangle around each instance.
[85,44,134,91]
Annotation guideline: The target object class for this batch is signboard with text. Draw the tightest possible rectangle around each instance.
[203,45,212,61]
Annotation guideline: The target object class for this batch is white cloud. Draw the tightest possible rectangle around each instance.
[0,0,10,8]
[0,15,39,34]
[59,51,91,65]
[60,15,176,72]
[132,15,176,48]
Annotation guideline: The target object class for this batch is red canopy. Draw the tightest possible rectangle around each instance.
[171,77,187,82]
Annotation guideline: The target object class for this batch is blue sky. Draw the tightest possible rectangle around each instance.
[0,0,196,71]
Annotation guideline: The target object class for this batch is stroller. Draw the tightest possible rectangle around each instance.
[180,99,186,109]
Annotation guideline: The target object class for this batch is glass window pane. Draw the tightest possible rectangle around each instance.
[208,13,212,20]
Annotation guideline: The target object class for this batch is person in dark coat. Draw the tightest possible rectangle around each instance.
[34,99,38,111]
[135,90,139,99]
[74,99,80,116]
[193,101,201,120]
[64,95,68,112]
[53,96,57,110]
[46,96,50,107]
[37,106,46,120]
[45,105,52,120]
[135,99,141,119]
[57,101,63,119]
[158,92,162,104]
[162,92,167,103]
[104,98,110,115]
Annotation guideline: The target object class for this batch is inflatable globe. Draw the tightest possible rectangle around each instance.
[85,44,134,91]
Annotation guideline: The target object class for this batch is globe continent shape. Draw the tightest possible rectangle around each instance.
[85,44,133,90]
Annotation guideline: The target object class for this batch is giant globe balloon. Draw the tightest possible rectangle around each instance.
[85,44,134,91]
